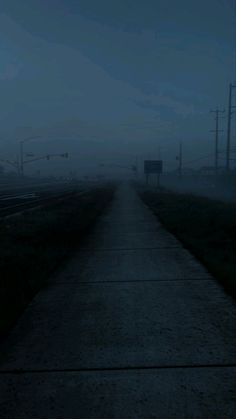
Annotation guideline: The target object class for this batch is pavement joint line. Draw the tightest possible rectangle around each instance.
[50,278,213,285]
[78,246,181,252]
[0,364,236,375]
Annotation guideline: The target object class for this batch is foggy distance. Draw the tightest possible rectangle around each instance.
[0,0,235,183]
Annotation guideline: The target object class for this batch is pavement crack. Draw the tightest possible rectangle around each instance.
[51,278,213,285]
[0,364,236,375]
[79,246,180,252]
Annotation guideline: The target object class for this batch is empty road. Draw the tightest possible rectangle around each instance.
[0,179,93,217]
[0,184,235,418]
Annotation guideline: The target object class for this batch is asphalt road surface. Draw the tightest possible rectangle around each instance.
[0,179,92,217]
[0,184,235,418]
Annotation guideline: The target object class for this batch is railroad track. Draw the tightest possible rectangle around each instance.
[0,189,87,218]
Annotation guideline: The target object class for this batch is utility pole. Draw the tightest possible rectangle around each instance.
[210,108,225,176]
[176,142,183,177]
[226,83,236,171]
[20,140,24,176]
[179,142,182,178]
[134,156,138,179]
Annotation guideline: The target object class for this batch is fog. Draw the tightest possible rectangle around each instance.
[1,4,236,412]
[0,0,236,178]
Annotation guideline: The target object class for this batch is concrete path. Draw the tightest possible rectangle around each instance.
[0,184,236,418]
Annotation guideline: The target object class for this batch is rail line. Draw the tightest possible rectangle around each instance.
[0,189,87,218]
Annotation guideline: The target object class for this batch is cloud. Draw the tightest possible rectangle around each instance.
[135,94,197,117]
[0,62,22,80]
[0,11,231,163]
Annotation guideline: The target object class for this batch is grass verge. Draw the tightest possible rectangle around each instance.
[140,188,236,300]
[0,185,115,337]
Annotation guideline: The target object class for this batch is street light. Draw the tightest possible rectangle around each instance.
[19,136,41,176]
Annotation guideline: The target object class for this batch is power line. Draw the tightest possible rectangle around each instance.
[183,153,214,166]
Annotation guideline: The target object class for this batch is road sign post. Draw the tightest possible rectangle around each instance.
[144,160,163,186]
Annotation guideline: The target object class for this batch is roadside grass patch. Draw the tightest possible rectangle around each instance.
[0,186,115,336]
[140,189,236,299]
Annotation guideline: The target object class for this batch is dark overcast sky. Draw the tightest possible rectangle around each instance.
[0,0,235,171]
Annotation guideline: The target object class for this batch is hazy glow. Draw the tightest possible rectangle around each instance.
[0,0,235,174]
